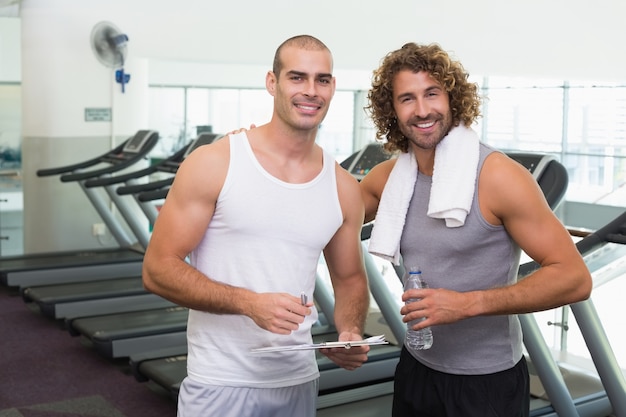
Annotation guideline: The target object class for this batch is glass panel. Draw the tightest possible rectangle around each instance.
[531,308,561,351]
[148,87,185,157]
[0,84,21,168]
[187,88,210,138]
[198,88,266,135]
[482,85,564,153]
[199,88,355,161]
[562,153,626,204]
[0,83,23,256]
[318,91,355,162]
[149,87,358,160]
[565,85,626,205]
[237,89,273,133]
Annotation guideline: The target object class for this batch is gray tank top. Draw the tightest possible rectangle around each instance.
[400,143,523,375]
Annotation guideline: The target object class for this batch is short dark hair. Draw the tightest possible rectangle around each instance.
[272,35,332,78]
[366,42,482,153]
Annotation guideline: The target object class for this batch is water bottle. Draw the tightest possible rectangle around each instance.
[404,266,433,350]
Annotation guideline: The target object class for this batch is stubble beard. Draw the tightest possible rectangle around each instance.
[402,113,453,151]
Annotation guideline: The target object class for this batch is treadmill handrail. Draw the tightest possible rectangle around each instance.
[84,165,159,188]
[36,141,128,177]
[79,132,218,189]
[519,210,626,416]
[137,187,170,202]
[118,177,174,196]
[84,144,189,188]
[519,210,626,277]
[59,132,159,183]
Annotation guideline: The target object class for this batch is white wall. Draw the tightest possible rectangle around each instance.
[19,2,151,253]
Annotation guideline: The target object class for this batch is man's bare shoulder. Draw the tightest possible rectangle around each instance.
[180,136,230,171]
[479,150,552,223]
[169,136,231,199]
[481,151,535,190]
[370,158,397,176]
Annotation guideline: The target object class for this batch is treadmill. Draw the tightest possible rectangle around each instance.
[520,210,626,417]
[0,130,159,289]
[340,142,391,181]
[20,133,220,320]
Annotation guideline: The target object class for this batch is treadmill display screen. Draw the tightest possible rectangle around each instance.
[123,130,155,154]
[183,133,221,158]
[350,143,393,180]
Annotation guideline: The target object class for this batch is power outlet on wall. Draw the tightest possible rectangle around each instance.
[92,223,106,236]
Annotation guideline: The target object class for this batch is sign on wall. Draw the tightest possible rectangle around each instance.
[84,107,112,122]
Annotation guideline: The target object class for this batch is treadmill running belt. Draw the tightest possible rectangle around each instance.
[0,248,143,272]
[71,306,189,341]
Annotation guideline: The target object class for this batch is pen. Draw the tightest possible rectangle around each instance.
[300,292,307,306]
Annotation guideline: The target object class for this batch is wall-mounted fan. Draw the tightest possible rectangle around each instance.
[90,21,131,93]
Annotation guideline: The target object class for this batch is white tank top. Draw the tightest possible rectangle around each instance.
[186,132,343,387]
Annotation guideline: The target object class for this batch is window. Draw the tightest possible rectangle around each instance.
[0,83,21,169]
[148,87,185,157]
[565,83,626,204]
[317,91,355,163]
[150,81,626,207]
[481,78,564,154]
[148,86,356,162]
[480,78,626,207]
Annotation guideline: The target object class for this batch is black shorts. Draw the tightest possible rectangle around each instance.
[392,346,530,417]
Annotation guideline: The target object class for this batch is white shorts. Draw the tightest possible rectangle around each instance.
[177,377,319,417]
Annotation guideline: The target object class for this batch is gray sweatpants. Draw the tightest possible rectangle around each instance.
[177,376,319,417]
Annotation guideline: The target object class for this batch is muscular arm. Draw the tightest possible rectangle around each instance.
[142,139,309,334]
[471,152,592,314]
[320,165,371,369]
[359,159,396,223]
[404,153,592,328]
[325,166,370,335]
[142,139,249,311]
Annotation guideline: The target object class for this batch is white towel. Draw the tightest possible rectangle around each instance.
[428,125,480,227]
[367,150,416,265]
[368,125,480,265]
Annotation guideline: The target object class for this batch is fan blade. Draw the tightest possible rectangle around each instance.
[90,21,129,68]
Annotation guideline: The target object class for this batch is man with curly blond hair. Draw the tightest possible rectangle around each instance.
[361,42,591,416]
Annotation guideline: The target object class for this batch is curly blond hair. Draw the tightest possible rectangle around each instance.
[366,43,482,153]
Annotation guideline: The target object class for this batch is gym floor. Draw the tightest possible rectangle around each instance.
[0,286,177,417]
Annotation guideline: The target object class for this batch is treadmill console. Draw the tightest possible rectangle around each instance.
[123,130,158,154]
[346,143,394,181]
[183,133,221,158]
[507,152,555,181]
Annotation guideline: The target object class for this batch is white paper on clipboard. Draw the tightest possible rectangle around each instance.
[250,334,388,353]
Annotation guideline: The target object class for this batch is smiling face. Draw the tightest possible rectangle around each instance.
[392,69,453,150]
[267,46,336,133]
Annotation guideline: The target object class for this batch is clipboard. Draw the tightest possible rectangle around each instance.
[250,334,388,353]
